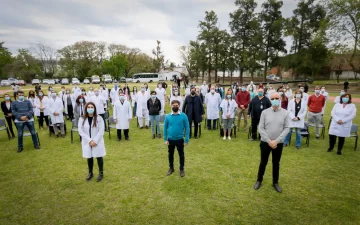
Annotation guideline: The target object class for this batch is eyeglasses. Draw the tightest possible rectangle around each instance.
[270,98,280,100]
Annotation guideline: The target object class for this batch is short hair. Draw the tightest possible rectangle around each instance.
[295,89,303,98]
[340,93,352,104]
[171,100,180,106]
[315,86,320,89]
[150,91,157,95]
[17,90,24,95]
[298,83,304,88]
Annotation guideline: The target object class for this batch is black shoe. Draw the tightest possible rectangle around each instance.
[327,148,333,152]
[140,127,143,129]
[273,183,282,193]
[296,146,301,150]
[17,148,23,153]
[11,135,15,139]
[337,151,342,155]
[157,134,161,139]
[213,128,216,130]
[180,170,185,177]
[166,168,175,176]
[34,145,41,150]
[96,174,103,182]
[207,128,211,130]
[316,136,320,140]
[117,138,121,142]
[152,134,156,139]
[86,173,93,181]
[249,138,256,141]
[145,125,149,129]
[254,181,261,190]
[125,137,130,141]
[194,136,198,139]
[62,134,65,138]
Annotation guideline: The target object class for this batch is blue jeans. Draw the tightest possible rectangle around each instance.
[15,121,39,149]
[149,115,160,135]
[284,128,301,147]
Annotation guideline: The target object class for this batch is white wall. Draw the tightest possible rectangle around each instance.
[330,71,358,79]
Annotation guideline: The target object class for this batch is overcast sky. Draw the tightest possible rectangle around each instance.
[0,0,297,64]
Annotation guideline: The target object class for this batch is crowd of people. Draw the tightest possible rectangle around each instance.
[1,80,357,191]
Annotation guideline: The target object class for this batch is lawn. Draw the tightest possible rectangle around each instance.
[0,84,359,225]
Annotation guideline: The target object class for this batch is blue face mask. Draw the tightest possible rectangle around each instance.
[18,96,24,101]
[115,85,118,89]
[340,91,345,96]
[87,108,94,114]
[5,97,10,101]
[51,93,56,98]
[174,92,178,96]
[342,97,349,103]
[79,99,84,103]
[151,95,156,99]
[295,94,302,99]
[242,88,246,91]
[258,92,263,97]
[279,92,283,96]
[119,96,125,101]
[39,93,43,97]
[227,95,232,99]
[271,99,280,107]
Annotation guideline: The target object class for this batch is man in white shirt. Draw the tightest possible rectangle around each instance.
[110,83,120,105]
[320,86,329,124]
[90,88,107,130]
[299,84,309,103]
[247,81,257,93]
[136,87,150,128]
[205,86,222,130]
[200,81,209,101]
[72,84,82,100]
[155,83,166,115]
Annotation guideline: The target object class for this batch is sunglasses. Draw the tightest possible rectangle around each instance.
[270,98,280,100]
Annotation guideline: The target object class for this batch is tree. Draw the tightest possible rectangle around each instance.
[108,44,141,76]
[10,49,41,82]
[30,42,59,78]
[217,30,231,83]
[0,42,13,79]
[260,0,287,81]
[152,40,165,72]
[102,54,129,80]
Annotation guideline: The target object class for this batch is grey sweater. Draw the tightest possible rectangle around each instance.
[259,107,289,143]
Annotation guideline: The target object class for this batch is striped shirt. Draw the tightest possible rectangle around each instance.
[11,100,34,123]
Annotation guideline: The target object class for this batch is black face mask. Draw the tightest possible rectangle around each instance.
[172,107,179,112]
[191,91,196,95]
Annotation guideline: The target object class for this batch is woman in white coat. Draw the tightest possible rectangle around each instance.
[283,90,308,149]
[48,90,65,138]
[328,94,357,155]
[136,87,150,128]
[78,102,106,182]
[62,88,75,121]
[220,90,238,140]
[113,93,132,141]
[34,90,50,129]
[169,88,183,111]
[205,86,222,130]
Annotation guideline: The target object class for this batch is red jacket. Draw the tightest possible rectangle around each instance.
[236,91,250,109]
[308,94,325,113]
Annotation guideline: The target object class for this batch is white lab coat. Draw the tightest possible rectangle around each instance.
[136,92,150,117]
[302,93,309,103]
[131,92,137,107]
[113,100,132,129]
[101,88,109,101]
[285,89,293,99]
[72,87,82,99]
[90,95,106,114]
[329,103,357,137]
[205,92,222,120]
[170,96,183,111]
[287,99,307,128]
[220,99,238,119]
[78,116,106,158]
[87,91,95,98]
[200,84,209,96]
[62,94,75,115]
[321,91,329,114]
[110,87,119,101]
[27,97,36,109]
[334,96,340,104]
[58,90,66,101]
[34,97,50,116]
[48,97,64,124]
[155,87,166,100]
[247,84,257,93]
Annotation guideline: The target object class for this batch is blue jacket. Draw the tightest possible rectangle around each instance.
[163,112,190,144]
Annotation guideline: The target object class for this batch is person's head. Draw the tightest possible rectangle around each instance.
[118,89,124,94]
[144,83,148,88]
[210,85,215,94]
[51,90,57,98]
[321,86,326,93]
[151,91,157,99]
[82,102,98,127]
[94,88,100,96]
[250,81,254,85]
[270,92,281,108]
[61,86,65,91]
[314,86,320,95]
[66,88,71,94]
[158,83,162,88]
[76,95,86,105]
[48,86,53,91]
[203,81,206,85]
[17,91,25,101]
[171,100,180,113]
[173,88,179,96]
[226,90,233,99]
[190,87,196,96]
[278,88,286,99]
[119,92,125,101]
[125,83,128,87]
[81,88,86,95]
[28,90,35,97]
[249,85,254,92]
[295,90,303,99]
[4,93,10,101]
[89,86,93,91]
[340,89,345,96]
[114,83,118,88]
[141,86,145,93]
[38,90,44,98]
[257,88,264,97]
[298,84,305,93]
[133,86,137,92]
[340,93,352,104]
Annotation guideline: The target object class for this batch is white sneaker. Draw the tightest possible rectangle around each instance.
[228,136,232,140]
[223,136,226,140]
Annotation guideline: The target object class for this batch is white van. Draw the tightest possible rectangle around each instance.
[132,73,159,83]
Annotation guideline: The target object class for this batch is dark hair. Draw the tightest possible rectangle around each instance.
[76,95,86,105]
[17,90,24,95]
[28,90,35,97]
[340,93,352,104]
[171,100,180,106]
[295,89,303,98]
[48,86,52,90]
[82,102,98,127]
[150,91,157,95]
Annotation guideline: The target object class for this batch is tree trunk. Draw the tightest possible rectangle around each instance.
[202,70,205,83]
[222,69,225,83]
[263,32,270,82]
[230,70,233,84]
[240,67,244,84]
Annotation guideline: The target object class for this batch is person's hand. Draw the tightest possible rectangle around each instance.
[165,141,169,145]
[20,116,28,121]
[226,114,230,119]
[337,120,343,124]
[268,140,278,149]
[247,115,251,119]
[184,143,187,147]
[292,117,298,121]
[89,140,97,147]
[114,119,118,124]
[7,113,12,116]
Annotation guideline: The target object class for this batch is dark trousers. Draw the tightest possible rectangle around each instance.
[257,141,283,184]
[15,121,39,149]
[5,116,15,136]
[117,129,129,139]
[168,139,185,170]
[251,118,260,139]
[189,120,199,137]
[99,113,107,130]
[329,134,345,152]
[207,119,217,129]
[87,157,104,174]
[37,112,49,128]
[67,104,74,120]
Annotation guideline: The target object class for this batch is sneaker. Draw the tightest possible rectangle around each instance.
[223,136,226,140]
[228,136,231,140]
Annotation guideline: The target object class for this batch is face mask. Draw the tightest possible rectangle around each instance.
[134,89,137,91]
[279,92,283,96]
[61,89,65,91]
[115,85,118,88]
[271,99,280,107]
[258,92,263,97]
[251,82,253,84]
[174,92,178,96]
[5,97,10,101]
[191,91,196,95]
[87,108,94,114]
[342,97,349,103]
[90,88,93,91]
[39,93,43,97]
[158,85,161,88]
[75,85,78,88]
[315,90,320,94]
[49,88,53,91]
[79,99,84,103]
[242,88,246,91]
[210,89,215,93]
[151,95,156,99]
[249,88,253,91]
[66,91,70,94]
[82,92,86,95]
[227,95,232,99]
[340,91,345,96]
[141,89,145,93]
[119,96,125,101]
[95,92,99,96]
[295,94,302,99]
[51,93,56,97]
[300,89,304,92]
[172,106,179,113]
[18,96,24,101]
[321,89,325,93]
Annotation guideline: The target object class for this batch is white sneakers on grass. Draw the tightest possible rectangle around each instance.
[223,136,231,140]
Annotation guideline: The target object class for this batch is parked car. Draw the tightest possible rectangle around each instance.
[92,77,101,84]
[47,79,55,85]
[17,80,26,86]
[61,78,69,85]
[72,78,80,85]
[32,79,40,85]
[103,74,113,83]
[1,80,10,86]
[42,79,49,84]
[119,77,126,83]
[266,74,281,81]
[83,79,90,84]
[8,78,18,85]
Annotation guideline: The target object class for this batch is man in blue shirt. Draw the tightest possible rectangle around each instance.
[163,100,190,177]
[11,91,40,152]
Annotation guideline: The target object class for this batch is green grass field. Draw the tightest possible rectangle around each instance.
[0,84,359,225]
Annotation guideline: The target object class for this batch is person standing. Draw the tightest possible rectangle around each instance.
[123,83,131,101]
[113,93,132,141]
[200,81,209,102]
[344,80,349,92]
[298,84,309,103]
[78,102,106,182]
[248,88,272,141]
[90,89,107,130]
[72,84,82,100]
[136,86,150,129]
[74,96,87,125]
[328,94,357,155]
[220,90,238,140]
[182,86,204,139]
[334,90,345,104]
[12,83,20,100]
[48,90,65,138]
[63,88,75,121]
[147,91,162,139]
[320,86,329,124]
[254,92,289,193]
[164,100,190,177]
[279,88,288,110]
[155,83,166,115]
[235,85,250,132]
[205,86,221,130]
[169,88,183,111]
[35,83,41,96]
[11,91,40,152]
[58,86,66,105]
[100,84,109,108]
[131,86,138,117]
[34,91,50,129]
[1,93,16,138]
[110,82,119,105]
[307,86,326,139]
[283,90,307,149]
